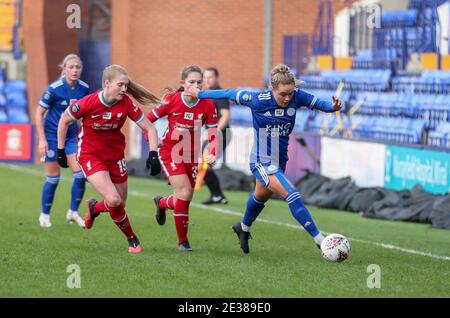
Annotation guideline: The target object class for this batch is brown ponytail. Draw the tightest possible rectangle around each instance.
[161,65,203,100]
[102,64,162,106]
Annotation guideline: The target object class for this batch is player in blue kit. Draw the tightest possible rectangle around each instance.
[188,64,342,254]
[35,54,90,228]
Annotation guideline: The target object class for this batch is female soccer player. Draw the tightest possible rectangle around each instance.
[35,54,89,228]
[147,65,218,252]
[57,64,161,253]
[188,64,342,254]
[200,67,230,205]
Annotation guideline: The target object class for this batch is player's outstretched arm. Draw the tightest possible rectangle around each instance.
[187,86,239,102]
[296,90,342,113]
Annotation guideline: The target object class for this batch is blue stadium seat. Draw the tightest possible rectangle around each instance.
[6,92,27,108]
[0,109,7,123]
[7,109,29,123]
[5,80,26,93]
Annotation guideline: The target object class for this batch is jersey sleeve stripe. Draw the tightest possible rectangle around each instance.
[235,90,243,105]
[39,101,50,108]
[67,109,78,121]
[134,113,145,124]
[308,96,318,109]
[152,109,160,119]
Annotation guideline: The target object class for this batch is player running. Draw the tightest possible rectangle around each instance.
[35,54,89,228]
[188,64,342,254]
[57,64,161,253]
[147,65,218,252]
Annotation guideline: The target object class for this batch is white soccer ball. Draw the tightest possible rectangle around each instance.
[320,233,351,262]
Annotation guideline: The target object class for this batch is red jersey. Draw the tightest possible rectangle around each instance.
[67,90,144,162]
[147,91,218,161]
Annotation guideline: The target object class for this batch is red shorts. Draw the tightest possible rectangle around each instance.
[158,151,198,188]
[78,157,128,184]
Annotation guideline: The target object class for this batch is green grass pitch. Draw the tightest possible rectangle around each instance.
[0,164,449,297]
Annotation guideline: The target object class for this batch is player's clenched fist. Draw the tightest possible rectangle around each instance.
[146,150,161,176]
[57,148,69,168]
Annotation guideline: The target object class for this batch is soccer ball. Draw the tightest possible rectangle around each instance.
[320,233,351,262]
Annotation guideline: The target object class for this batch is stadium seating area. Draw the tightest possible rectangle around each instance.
[231,64,450,149]
[0,68,28,123]
[292,66,450,148]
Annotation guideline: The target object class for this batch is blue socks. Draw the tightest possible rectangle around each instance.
[41,175,60,215]
[70,171,85,212]
[41,172,86,215]
[286,191,320,238]
[242,193,266,228]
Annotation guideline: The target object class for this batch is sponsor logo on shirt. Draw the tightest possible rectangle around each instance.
[275,109,284,116]
[184,112,194,120]
[265,123,292,137]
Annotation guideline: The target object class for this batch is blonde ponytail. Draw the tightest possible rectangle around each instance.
[102,64,162,106]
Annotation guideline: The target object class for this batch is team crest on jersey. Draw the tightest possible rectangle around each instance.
[71,103,80,113]
[184,112,194,120]
[46,150,55,158]
[103,112,112,120]
[198,113,203,120]
[275,109,284,116]
[117,113,123,119]
[287,108,295,116]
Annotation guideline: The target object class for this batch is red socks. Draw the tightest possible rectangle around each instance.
[94,200,108,215]
[173,199,190,244]
[108,202,136,240]
[159,195,175,210]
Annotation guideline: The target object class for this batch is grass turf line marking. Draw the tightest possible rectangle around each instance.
[2,163,450,262]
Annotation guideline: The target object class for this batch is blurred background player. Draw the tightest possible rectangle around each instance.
[57,64,161,253]
[189,64,342,254]
[35,54,89,228]
[148,65,218,252]
[200,67,230,205]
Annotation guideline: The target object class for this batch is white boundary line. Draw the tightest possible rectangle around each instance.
[2,163,450,262]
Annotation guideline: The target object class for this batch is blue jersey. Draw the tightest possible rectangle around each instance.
[198,88,334,167]
[39,76,90,140]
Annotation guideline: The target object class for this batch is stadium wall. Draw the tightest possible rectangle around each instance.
[111,0,351,93]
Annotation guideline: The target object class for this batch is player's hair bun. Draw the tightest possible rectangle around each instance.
[271,64,291,77]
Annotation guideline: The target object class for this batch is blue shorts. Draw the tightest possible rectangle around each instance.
[44,137,77,162]
[250,161,287,188]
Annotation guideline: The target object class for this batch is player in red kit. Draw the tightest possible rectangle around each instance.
[57,64,161,253]
[147,65,219,251]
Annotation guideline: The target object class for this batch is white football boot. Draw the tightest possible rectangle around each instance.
[38,213,52,228]
[66,210,85,228]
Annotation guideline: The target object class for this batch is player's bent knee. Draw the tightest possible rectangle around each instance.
[105,195,122,207]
